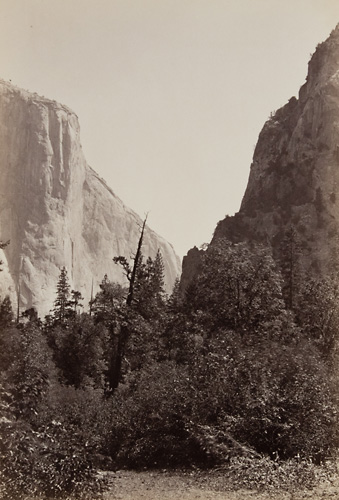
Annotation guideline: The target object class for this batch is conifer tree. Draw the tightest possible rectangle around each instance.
[52,267,73,325]
[278,226,302,310]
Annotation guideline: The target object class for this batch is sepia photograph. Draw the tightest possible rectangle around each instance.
[1,1,339,498]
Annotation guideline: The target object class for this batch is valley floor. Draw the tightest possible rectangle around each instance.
[101,469,339,500]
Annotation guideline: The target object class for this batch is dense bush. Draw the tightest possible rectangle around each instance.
[107,241,339,469]
[108,330,338,469]
[0,318,107,499]
[1,239,339,496]
[47,315,110,389]
[218,455,338,491]
[32,383,114,456]
[109,361,206,468]
[184,240,285,335]
[0,413,105,500]
[190,333,338,462]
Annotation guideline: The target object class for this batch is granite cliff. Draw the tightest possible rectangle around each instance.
[183,24,339,284]
[0,80,181,317]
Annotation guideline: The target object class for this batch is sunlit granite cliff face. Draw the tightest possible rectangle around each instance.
[182,25,339,285]
[0,80,181,316]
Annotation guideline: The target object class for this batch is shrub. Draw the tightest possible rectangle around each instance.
[218,455,337,491]
[109,361,206,468]
[189,331,339,462]
[0,414,105,499]
[0,322,109,499]
[33,383,114,457]
[107,324,339,469]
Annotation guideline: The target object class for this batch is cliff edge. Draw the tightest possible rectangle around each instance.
[0,80,181,316]
[183,24,339,285]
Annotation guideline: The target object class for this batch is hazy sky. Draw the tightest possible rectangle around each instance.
[1,1,339,257]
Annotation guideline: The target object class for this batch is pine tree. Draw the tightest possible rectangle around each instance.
[278,225,302,310]
[52,267,73,325]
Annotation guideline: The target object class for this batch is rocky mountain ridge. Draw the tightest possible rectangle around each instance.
[182,24,339,284]
[0,79,181,317]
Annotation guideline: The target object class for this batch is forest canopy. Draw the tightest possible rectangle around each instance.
[1,236,338,498]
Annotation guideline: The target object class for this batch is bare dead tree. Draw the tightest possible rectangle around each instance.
[110,215,148,391]
[127,215,147,307]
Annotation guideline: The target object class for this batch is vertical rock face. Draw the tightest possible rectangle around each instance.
[0,80,181,317]
[183,24,339,285]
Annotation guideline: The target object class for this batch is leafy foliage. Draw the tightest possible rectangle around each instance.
[109,361,204,468]
[108,240,339,469]
[295,275,339,361]
[185,240,285,336]
[1,237,339,496]
[90,274,126,327]
[218,455,336,491]
[48,315,110,388]
[0,311,107,498]
[0,413,105,500]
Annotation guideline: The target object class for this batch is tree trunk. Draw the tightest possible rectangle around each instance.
[109,216,147,391]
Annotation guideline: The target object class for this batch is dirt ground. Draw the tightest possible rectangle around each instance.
[101,469,339,500]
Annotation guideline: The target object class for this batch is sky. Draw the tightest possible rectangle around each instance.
[1,1,339,258]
